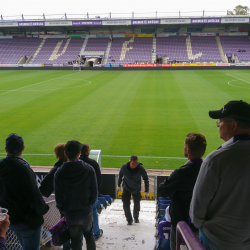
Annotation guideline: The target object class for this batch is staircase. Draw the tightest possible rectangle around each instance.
[216,37,228,63]
[29,38,46,64]
[103,40,112,64]
[26,56,33,64]
[163,56,169,63]
[233,55,240,63]
[151,38,156,63]
[80,37,89,55]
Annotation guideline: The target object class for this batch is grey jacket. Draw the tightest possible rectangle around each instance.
[190,137,250,249]
[118,162,149,194]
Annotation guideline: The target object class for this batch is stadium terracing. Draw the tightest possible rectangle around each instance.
[0,12,250,68]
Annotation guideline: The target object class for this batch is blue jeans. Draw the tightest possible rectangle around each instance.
[199,229,224,250]
[66,212,95,250]
[93,199,100,237]
[9,224,41,250]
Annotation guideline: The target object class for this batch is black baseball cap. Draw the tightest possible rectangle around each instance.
[6,133,24,154]
[65,140,83,156]
[209,100,250,121]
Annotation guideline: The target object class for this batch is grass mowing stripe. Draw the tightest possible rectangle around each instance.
[0,70,248,169]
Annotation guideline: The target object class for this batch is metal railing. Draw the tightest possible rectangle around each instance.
[176,221,205,250]
[6,197,60,249]
[1,11,249,21]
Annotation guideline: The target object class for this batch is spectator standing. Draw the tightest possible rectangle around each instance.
[39,143,71,250]
[40,143,68,198]
[54,140,97,250]
[79,144,103,240]
[0,133,49,250]
[117,155,149,225]
[190,100,250,250]
[0,214,10,250]
[157,133,207,250]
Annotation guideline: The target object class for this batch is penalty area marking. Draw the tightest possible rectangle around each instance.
[226,74,250,90]
[0,72,88,96]
[0,152,185,160]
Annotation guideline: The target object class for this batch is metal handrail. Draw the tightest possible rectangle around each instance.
[176,221,205,250]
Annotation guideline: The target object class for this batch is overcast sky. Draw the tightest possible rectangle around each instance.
[1,0,249,19]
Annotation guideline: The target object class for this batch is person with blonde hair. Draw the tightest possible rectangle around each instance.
[39,143,68,198]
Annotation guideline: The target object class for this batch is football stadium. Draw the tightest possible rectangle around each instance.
[0,8,250,250]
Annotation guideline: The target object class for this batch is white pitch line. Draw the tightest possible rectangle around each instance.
[0,81,92,92]
[226,74,250,84]
[226,74,250,90]
[0,72,79,96]
[0,152,185,159]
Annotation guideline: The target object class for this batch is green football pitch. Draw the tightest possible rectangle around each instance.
[0,69,250,169]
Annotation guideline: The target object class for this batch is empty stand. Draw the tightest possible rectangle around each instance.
[220,36,250,62]
[84,37,109,53]
[106,37,153,64]
[189,36,221,62]
[33,38,84,64]
[156,36,222,62]
[156,37,189,62]
[0,38,42,64]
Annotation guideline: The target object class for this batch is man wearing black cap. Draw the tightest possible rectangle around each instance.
[54,140,97,250]
[190,100,250,250]
[0,133,49,250]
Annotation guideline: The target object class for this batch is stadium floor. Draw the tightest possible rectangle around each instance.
[41,199,156,250]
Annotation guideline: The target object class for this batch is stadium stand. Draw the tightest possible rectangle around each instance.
[189,36,222,62]
[106,37,153,64]
[84,37,109,53]
[32,38,84,64]
[156,37,189,62]
[220,36,250,62]
[0,38,42,64]
[156,36,222,62]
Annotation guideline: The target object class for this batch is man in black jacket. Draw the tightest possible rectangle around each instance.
[54,140,97,250]
[0,133,49,250]
[117,155,149,225]
[79,144,103,240]
[157,133,207,250]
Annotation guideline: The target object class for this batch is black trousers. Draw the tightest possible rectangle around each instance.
[122,189,141,221]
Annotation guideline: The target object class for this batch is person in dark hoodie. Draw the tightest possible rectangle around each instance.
[79,144,103,240]
[0,133,49,250]
[157,133,207,250]
[54,140,97,250]
[117,155,149,225]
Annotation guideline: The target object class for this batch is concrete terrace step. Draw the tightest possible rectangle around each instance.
[41,199,156,250]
